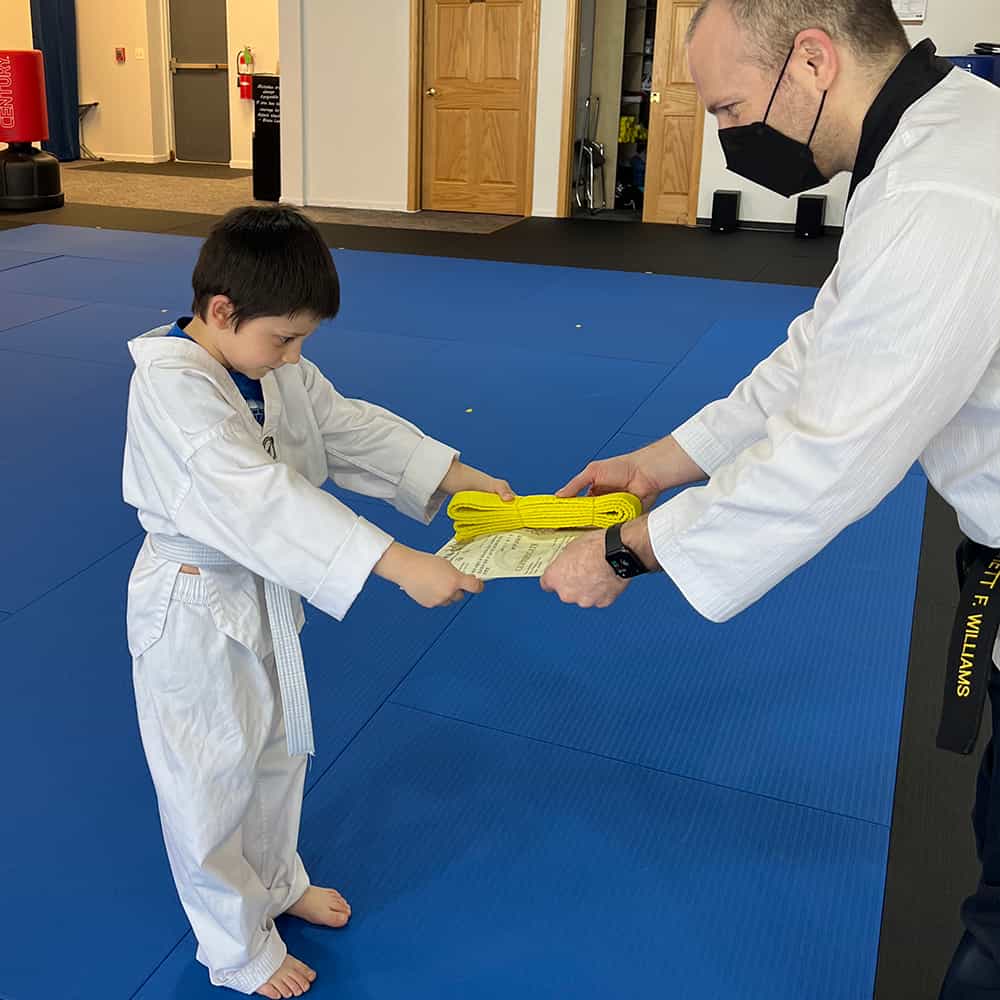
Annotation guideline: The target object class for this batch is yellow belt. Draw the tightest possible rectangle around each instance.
[447,491,642,543]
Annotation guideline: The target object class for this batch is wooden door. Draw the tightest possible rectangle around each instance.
[421,0,539,215]
[642,0,704,225]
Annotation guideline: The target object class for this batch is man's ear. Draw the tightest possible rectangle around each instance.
[792,28,839,93]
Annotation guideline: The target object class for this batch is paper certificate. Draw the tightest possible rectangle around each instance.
[436,528,590,580]
[891,0,926,22]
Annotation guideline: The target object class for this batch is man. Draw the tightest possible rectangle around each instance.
[540,1,1000,995]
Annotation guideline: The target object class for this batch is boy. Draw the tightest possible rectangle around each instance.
[123,206,513,998]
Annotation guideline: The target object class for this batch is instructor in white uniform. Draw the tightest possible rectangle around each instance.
[540,2,1000,994]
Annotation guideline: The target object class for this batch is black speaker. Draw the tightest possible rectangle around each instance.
[710,190,741,233]
[795,194,827,238]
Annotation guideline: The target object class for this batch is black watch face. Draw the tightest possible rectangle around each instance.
[608,551,644,579]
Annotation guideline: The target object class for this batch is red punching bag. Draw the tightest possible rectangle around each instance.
[0,49,65,211]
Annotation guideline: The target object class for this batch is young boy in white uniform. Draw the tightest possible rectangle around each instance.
[123,206,513,998]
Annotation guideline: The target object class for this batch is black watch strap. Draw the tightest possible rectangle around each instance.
[605,522,649,579]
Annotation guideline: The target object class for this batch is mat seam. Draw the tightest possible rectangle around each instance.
[0,301,88,335]
[0,252,65,272]
[586,319,722,462]
[301,600,478,802]
[0,345,127,370]
[125,930,196,1000]
[6,532,143,619]
[387,700,891,831]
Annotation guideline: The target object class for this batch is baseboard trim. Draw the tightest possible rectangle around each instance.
[305,198,412,213]
[696,216,844,236]
[86,152,172,165]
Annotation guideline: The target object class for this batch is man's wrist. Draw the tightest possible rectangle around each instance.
[621,514,661,573]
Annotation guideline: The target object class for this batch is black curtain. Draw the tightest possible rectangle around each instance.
[30,0,80,161]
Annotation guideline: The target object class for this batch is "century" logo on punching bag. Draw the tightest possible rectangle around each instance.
[0,55,14,131]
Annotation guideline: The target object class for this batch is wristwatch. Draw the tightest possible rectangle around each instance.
[605,522,649,579]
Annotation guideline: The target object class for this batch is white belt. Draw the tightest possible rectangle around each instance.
[149,533,314,757]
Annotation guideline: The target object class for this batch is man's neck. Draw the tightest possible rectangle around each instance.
[834,52,907,175]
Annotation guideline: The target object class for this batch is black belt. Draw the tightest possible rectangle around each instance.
[937,539,1000,754]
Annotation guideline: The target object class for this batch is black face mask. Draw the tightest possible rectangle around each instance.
[719,49,828,197]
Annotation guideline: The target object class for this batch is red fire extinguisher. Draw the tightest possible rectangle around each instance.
[237,46,255,100]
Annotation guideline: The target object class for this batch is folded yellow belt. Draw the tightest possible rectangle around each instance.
[447,491,642,543]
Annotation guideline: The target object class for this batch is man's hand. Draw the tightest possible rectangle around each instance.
[540,515,659,609]
[556,452,662,509]
[540,530,629,608]
[441,459,515,501]
[557,436,707,510]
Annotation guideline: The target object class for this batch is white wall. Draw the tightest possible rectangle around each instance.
[908,1,1000,55]
[696,3,1000,227]
[2,0,33,50]
[70,0,276,166]
[296,0,411,211]
[278,0,304,204]
[532,0,570,216]
[227,0,279,169]
[76,0,167,162]
[282,0,564,214]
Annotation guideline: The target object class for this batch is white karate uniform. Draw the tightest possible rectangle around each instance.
[650,67,1000,623]
[123,327,457,993]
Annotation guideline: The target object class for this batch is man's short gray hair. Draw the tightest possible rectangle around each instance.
[688,0,909,69]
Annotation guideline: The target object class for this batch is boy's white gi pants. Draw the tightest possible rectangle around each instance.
[132,572,309,994]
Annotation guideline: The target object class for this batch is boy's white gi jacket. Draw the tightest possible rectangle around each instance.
[123,327,458,662]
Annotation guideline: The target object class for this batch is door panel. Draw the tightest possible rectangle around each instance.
[169,0,231,164]
[643,0,703,225]
[422,0,538,215]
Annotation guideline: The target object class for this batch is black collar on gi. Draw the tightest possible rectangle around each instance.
[849,39,955,201]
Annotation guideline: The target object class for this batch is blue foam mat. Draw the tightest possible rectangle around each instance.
[0,302,174,367]
[0,350,138,611]
[621,318,925,479]
[625,318,790,437]
[0,223,204,265]
[0,232,918,1000]
[394,449,925,825]
[304,326,670,492]
[136,705,889,1000]
[0,542,473,999]
[0,543,189,1000]
[0,249,63,271]
[0,290,83,332]
[332,250,814,367]
[0,255,195,311]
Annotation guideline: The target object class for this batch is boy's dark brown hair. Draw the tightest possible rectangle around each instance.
[192,205,340,329]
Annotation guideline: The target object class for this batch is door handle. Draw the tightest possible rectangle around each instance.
[425,87,437,97]
[170,58,227,74]
[651,91,661,103]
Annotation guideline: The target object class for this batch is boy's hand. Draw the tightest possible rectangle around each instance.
[440,459,515,501]
[374,543,484,608]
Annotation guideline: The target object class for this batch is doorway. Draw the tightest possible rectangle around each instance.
[562,0,704,225]
[410,0,541,216]
[167,0,231,164]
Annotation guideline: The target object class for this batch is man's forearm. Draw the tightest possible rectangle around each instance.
[637,435,707,493]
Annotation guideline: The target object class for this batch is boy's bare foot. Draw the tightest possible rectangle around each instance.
[256,955,316,999]
[287,885,352,928]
